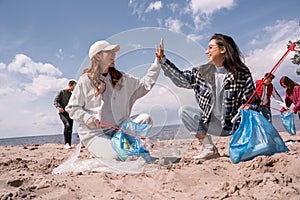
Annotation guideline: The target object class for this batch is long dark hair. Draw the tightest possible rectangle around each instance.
[280,76,299,88]
[83,57,123,96]
[210,33,250,79]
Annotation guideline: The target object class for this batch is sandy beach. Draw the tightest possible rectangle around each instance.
[0,131,299,200]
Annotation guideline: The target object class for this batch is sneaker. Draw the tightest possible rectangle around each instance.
[193,145,220,160]
[64,143,71,149]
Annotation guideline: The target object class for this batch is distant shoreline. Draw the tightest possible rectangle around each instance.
[0,115,299,146]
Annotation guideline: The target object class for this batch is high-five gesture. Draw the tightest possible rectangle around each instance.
[156,38,164,59]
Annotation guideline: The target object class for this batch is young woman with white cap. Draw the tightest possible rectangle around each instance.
[66,39,164,161]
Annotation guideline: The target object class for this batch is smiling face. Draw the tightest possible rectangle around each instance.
[205,39,226,67]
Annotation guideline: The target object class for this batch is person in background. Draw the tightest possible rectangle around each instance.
[255,73,284,122]
[280,76,300,119]
[66,40,164,160]
[54,80,77,149]
[159,33,257,160]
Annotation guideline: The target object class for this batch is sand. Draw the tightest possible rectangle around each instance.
[0,131,299,200]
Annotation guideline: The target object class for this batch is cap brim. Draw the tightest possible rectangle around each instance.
[103,44,120,52]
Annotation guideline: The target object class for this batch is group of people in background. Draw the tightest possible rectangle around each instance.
[256,73,283,123]
[255,72,300,123]
[53,33,299,162]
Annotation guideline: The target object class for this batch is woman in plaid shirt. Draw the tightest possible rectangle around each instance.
[280,76,300,119]
[160,33,257,160]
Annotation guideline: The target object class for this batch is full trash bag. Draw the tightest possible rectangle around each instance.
[280,110,296,135]
[229,109,289,164]
[111,119,151,163]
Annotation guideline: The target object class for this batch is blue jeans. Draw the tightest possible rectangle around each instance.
[178,105,231,137]
[258,105,272,123]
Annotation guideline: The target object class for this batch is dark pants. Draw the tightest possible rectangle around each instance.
[59,112,73,145]
[258,105,272,123]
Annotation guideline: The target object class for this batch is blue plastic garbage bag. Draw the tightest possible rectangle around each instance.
[111,120,151,163]
[280,111,296,135]
[229,109,289,164]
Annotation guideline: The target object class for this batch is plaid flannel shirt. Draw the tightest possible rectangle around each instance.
[286,85,300,113]
[161,58,256,131]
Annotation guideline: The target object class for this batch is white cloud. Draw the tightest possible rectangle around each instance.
[187,0,235,15]
[2,54,67,97]
[0,101,61,138]
[246,20,299,79]
[184,0,235,31]
[168,3,179,13]
[0,62,6,69]
[0,86,14,96]
[0,54,73,137]
[246,41,287,80]
[129,1,236,34]
[128,0,146,20]
[187,34,204,42]
[24,75,68,96]
[264,20,298,43]
[7,54,62,76]
[164,17,183,33]
[145,1,162,13]
[250,38,259,46]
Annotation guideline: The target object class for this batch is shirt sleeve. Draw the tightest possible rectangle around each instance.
[139,57,161,91]
[128,57,162,101]
[161,58,193,89]
[53,90,63,108]
[244,74,260,109]
[66,78,99,124]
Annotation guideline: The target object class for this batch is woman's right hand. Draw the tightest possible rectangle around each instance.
[86,116,99,129]
[156,38,164,59]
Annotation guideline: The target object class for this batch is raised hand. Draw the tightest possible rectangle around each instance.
[156,38,164,59]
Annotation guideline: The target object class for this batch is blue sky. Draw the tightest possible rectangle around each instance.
[0,0,299,138]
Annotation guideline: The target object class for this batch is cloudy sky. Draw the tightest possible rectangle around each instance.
[0,0,299,138]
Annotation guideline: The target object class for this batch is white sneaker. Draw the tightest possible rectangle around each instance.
[64,143,71,149]
[193,145,219,160]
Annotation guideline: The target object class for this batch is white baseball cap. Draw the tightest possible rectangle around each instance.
[88,40,120,59]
